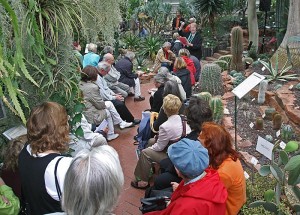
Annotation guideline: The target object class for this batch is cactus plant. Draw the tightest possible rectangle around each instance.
[265,135,273,142]
[255,117,264,130]
[264,107,276,120]
[250,140,300,213]
[230,70,237,76]
[274,84,283,90]
[273,114,282,130]
[295,83,300,90]
[195,92,212,103]
[281,125,293,142]
[257,80,268,104]
[230,26,244,72]
[199,63,224,96]
[209,96,224,124]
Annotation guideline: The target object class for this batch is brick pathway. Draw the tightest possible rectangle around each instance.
[110,82,152,215]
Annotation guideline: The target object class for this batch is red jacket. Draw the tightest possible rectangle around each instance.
[174,56,196,85]
[145,169,227,215]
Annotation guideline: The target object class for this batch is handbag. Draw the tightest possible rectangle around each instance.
[139,196,170,214]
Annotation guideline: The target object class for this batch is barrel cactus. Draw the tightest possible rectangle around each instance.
[295,83,300,90]
[199,63,224,96]
[281,125,293,142]
[230,26,244,72]
[255,117,264,130]
[195,92,212,103]
[265,135,273,142]
[209,96,224,124]
[272,114,282,130]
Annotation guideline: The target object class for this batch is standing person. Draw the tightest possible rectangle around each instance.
[115,51,145,102]
[83,43,100,68]
[172,11,185,31]
[183,17,196,33]
[102,53,131,98]
[153,42,176,72]
[179,23,203,60]
[173,57,192,98]
[96,62,140,125]
[19,102,73,214]
[145,138,227,215]
[198,122,246,215]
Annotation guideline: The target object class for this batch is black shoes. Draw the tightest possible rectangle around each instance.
[133,119,141,125]
[128,92,135,97]
[134,96,145,102]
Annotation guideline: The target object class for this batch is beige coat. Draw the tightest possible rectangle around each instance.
[79,81,107,125]
[153,48,176,72]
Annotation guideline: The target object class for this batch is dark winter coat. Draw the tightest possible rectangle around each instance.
[115,57,138,87]
[174,68,192,98]
[179,30,203,60]
[150,85,164,113]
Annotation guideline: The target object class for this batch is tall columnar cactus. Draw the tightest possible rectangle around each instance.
[209,96,224,124]
[195,92,212,103]
[258,80,268,104]
[281,125,293,142]
[199,63,224,96]
[273,114,282,130]
[230,26,244,72]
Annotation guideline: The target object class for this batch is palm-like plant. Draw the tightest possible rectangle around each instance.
[259,53,298,82]
[122,34,141,51]
[139,36,162,61]
[193,0,224,36]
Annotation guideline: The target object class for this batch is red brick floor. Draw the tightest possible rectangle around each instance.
[110,82,153,215]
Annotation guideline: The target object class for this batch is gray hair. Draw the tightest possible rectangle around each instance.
[87,43,97,52]
[102,53,114,62]
[162,42,171,48]
[97,61,111,72]
[62,145,124,215]
[102,46,114,54]
[154,72,169,84]
[125,51,135,60]
[158,67,170,74]
[189,17,196,23]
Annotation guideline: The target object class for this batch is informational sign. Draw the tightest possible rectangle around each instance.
[279,141,286,149]
[3,125,27,140]
[251,157,258,165]
[232,72,265,99]
[256,136,274,160]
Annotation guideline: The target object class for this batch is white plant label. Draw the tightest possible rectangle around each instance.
[256,136,274,160]
[279,141,286,149]
[262,114,266,118]
[262,66,266,71]
[251,98,255,102]
[249,122,254,128]
[223,108,230,115]
[251,157,258,166]
[276,130,280,137]
[289,85,293,90]
[244,171,250,180]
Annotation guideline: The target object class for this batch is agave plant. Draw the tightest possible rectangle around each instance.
[122,33,141,51]
[259,53,298,82]
[139,36,162,61]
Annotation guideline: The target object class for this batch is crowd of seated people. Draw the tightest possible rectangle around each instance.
[0,28,248,214]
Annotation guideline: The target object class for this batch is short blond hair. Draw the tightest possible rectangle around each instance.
[173,32,180,40]
[174,57,187,70]
[178,48,190,57]
[162,94,182,117]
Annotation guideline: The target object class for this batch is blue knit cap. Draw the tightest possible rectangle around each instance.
[168,138,209,179]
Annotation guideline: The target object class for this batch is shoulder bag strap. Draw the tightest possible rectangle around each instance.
[54,157,64,201]
[180,115,187,138]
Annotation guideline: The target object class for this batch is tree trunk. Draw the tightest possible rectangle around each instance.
[272,0,300,68]
[247,0,259,52]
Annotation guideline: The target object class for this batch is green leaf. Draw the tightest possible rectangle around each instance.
[288,167,300,185]
[75,126,84,137]
[264,189,275,202]
[74,103,85,113]
[263,202,278,213]
[72,113,82,124]
[285,155,300,171]
[284,141,299,153]
[279,151,289,165]
[294,204,300,212]
[270,164,283,181]
[249,200,265,208]
[292,185,300,201]
[259,165,271,176]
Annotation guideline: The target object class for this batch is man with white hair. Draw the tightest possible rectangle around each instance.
[115,51,145,102]
[96,61,141,125]
[153,42,176,72]
[102,53,131,98]
[82,43,100,68]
